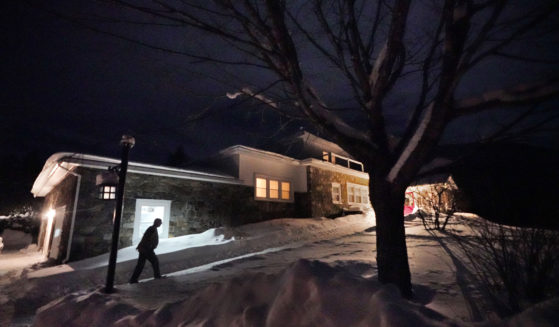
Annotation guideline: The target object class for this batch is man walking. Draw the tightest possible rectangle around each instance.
[129,218,163,283]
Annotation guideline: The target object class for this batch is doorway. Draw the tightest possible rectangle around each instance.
[133,199,170,245]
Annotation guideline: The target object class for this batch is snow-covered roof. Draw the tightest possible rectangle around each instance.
[219,145,302,165]
[220,145,369,180]
[31,152,242,197]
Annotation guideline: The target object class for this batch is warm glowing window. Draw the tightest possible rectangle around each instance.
[269,180,279,199]
[361,189,369,204]
[332,183,341,204]
[347,183,369,205]
[281,182,290,200]
[255,175,291,201]
[355,190,362,203]
[98,186,116,200]
[256,178,267,198]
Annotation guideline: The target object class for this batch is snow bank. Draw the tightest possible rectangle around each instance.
[34,259,459,327]
[0,229,32,250]
[28,228,234,278]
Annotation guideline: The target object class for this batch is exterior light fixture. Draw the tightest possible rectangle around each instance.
[96,171,119,200]
[44,208,56,220]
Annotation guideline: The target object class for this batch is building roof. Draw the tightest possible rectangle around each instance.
[219,145,369,179]
[265,131,353,161]
[31,152,242,197]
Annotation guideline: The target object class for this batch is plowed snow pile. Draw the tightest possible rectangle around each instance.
[34,259,461,327]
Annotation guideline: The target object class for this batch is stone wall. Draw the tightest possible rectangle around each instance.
[306,166,370,218]
[43,165,364,262]
[44,167,306,261]
[71,168,117,261]
[120,173,302,247]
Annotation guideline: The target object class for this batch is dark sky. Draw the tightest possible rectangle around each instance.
[1,1,558,170]
[1,1,293,166]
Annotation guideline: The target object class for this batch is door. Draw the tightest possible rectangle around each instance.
[133,199,171,245]
[49,206,66,259]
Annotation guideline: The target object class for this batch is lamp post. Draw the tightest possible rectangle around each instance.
[105,135,135,293]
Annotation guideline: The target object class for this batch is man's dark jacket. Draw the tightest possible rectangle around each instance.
[137,226,159,253]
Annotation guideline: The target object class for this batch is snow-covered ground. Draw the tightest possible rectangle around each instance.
[1,212,557,326]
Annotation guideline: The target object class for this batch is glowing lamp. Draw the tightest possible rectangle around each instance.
[96,171,119,200]
[44,209,55,220]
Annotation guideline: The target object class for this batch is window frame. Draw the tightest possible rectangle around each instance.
[254,174,293,202]
[346,182,369,205]
[331,182,342,204]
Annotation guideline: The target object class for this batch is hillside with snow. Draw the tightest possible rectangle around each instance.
[1,212,558,326]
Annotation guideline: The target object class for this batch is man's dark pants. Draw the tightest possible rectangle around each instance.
[129,250,161,283]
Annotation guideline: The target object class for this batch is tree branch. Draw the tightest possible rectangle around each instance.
[453,79,559,118]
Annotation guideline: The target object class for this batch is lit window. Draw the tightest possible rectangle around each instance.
[347,183,369,205]
[256,178,267,198]
[269,180,279,199]
[361,189,369,204]
[255,175,291,201]
[99,186,116,200]
[332,183,341,204]
[281,182,290,200]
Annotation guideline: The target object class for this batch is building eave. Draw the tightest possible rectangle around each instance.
[301,158,370,180]
[31,152,242,197]
[219,145,302,165]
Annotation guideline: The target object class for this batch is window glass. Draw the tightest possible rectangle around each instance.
[269,180,279,198]
[346,183,369,204]
[256,178,267,198]
[255,176,292,201]
[332,183,341,203]
[281,182,290,200]
[99,185,116,200]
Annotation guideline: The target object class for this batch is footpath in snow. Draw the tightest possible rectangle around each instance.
[1,212,375,325]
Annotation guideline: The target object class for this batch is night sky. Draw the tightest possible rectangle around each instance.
[1,1,558,211]
[2,1,295,166]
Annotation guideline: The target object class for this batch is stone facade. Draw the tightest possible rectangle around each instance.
[40,167,305,261]
[306,166,370,218]
[119,172,301,248]
[38,158,370,262]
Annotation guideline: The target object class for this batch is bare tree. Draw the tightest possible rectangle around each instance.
[416,180,458,231]
[451,218,559,315]
[46,0,559,296]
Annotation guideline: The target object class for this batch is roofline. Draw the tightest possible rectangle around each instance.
[220,145,369,179]
[31,152,241,197]
[301,158,370,180]
[219,145,301,165]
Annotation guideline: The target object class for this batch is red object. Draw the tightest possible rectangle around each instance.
[404,192,416,216]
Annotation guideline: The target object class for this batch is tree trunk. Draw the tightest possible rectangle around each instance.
[370,178,413,298]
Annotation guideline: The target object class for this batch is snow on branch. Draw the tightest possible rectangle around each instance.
[453,79,559,118]
[227,87,279,109]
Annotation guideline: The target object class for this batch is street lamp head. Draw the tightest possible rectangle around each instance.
[120,135,135,148]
